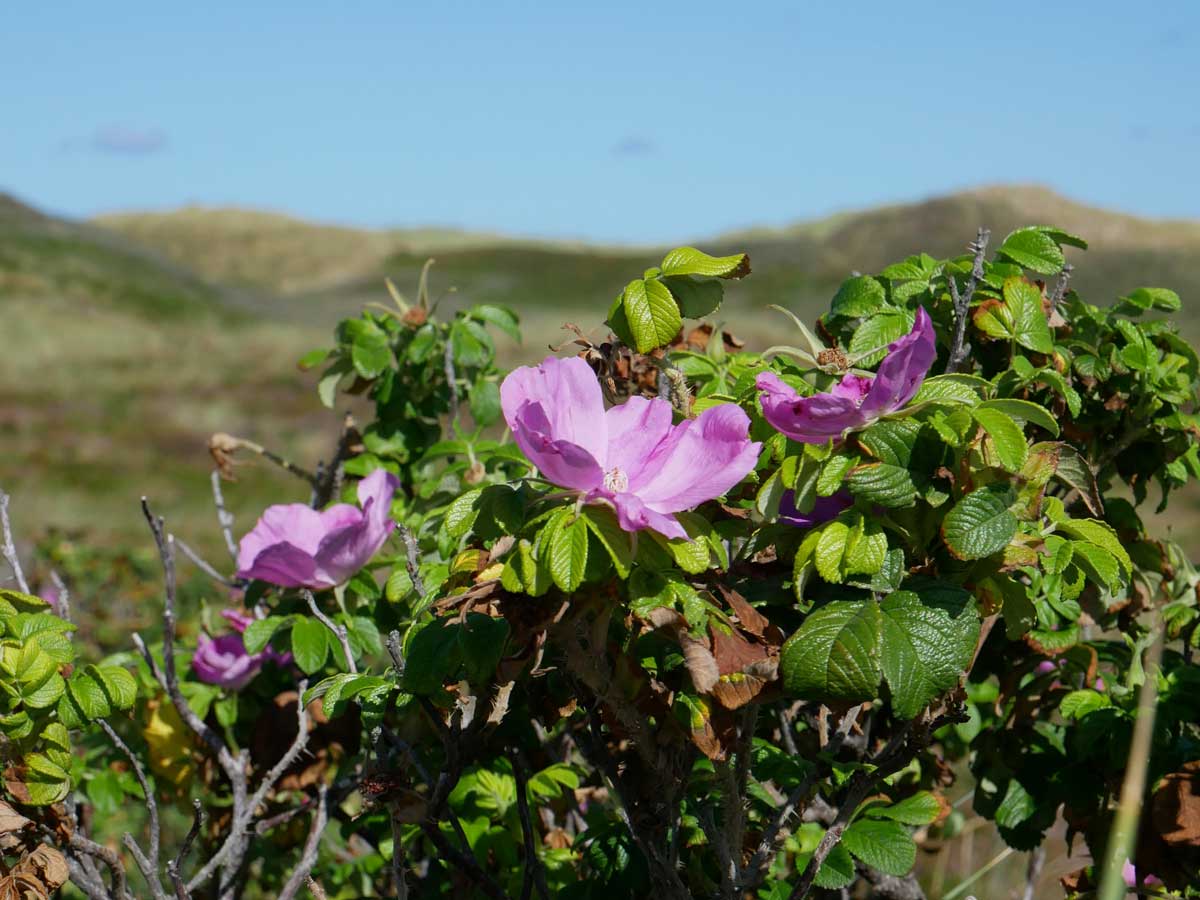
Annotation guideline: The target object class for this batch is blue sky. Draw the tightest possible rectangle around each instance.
[3,1,1197,242]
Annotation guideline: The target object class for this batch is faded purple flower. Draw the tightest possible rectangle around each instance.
[1122,858,1163,888]
[192,610,291,691]
[237,469,399,589]
[778,491,852,529]
[501,356,761,540]
[757,307,936,444]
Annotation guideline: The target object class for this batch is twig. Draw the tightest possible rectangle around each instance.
[1050,262,1074,310]
[187,680,312,892]
[788,720,917,900]
[399,525,426,597]
[304,590,356,674]
[168,800,204,899]
[945,227,990,375]
[99,719,165,900]
[443,339,460,422]
[942,846,1015,900]
[305,877,329,900]
[63,829,132,900]
[311,414,359,508]
[0,488,30,594]
[1023,844,1046,900]
[390,811,409,900]
[421,821,512,900]
[50,569,72,623]
[210,434,316,485]
[277,786,330,900]
[210,470,238,561]
[176,538,238,587]
[510,751,551,900]
[741,704,862,889]
[386,629,405,672]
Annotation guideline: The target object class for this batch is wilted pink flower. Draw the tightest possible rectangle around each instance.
[237,469,399,589]
[1122,858,1163,888]
[756,308,936,444]
[778,491,852,529]
[501,356,760,540]
[192,610,291,690]
[1034,660,1060,675]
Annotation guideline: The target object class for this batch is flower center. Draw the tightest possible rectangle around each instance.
[604,466,629,493]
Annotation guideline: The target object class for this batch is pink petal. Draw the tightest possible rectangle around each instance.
[603,396,675,481]
[633,404,761,513]
[757,371,866,443]
[501,357,608,467]
[510,404,604,492]
[237,503,331,570]
[313,495,396,587]
[237,541,320,588]
[859,306,936,419]
[610,493,689,541]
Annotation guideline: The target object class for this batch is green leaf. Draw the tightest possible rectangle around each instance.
[996,227,1066,275]
[972,407,1028,472]
[66,670,111,720]
[941,485,1017,560]
[977,399,1059,437]
[243,616,290,654]
[1115,286,1181,316]
[340,318,392,378]
[780,601,882,703]
[23,672,65,709]
[21,752,71,805]
[661,275,724,319]
[291,618,331,675]
[849,310,911,367]
[93,665,137,710]
[830,276,885,319]
[582,506,634,578]
[847,463,916,508]
[450,320,493,368]
[1055,518,1132,575]
[816,453,856,496]
[317,358,353,408]
[843,817,917,876]
[659,247,749,279]
[864,791,943,825]
[812,842,855,889]
[548,511,589,592]
[458,613,510,685]
[469,377,502,427]
[469,304,521,341]
[879,587,979,719]
[619,278,682,353]
[401,619,462,694]
[1060,689,1111,720]
[1003,277,1054,353]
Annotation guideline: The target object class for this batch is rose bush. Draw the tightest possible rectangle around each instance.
[2,226,1198,899]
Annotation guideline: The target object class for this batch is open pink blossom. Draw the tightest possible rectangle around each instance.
[192,610,291,691]
[237,469,399,589]
[757,307,936,443]
[501,356,760,540]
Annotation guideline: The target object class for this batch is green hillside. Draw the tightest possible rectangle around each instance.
[3,185,1199,554]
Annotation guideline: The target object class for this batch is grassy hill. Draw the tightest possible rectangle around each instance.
[4,184,1200,557]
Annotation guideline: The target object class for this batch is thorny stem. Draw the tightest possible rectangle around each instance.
[98,719,165,899]
[399,525,427,597]
[210,469,238,560]
[741,704,862,890]
[168,800,205,899]
[304,590,357,675]
[945,227,990,375]
[1050,262,1075,310]
[277,786,330,900]
[510,750,551,900]
[175,537,238,587]
[0,488,31,594]
[443,338,460,422]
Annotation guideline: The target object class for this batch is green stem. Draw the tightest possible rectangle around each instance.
[1097,620,1165,900]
